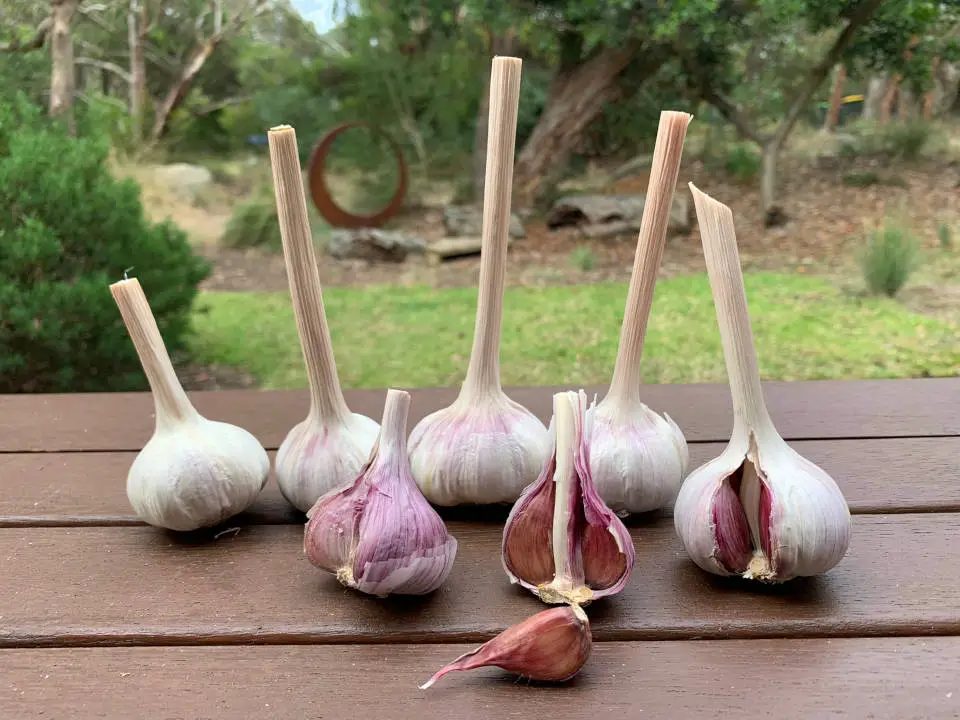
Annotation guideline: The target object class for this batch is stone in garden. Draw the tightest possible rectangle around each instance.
[151,163,214,202]
[327,228,426,263]
[546,193,691,236]
[443,205,526,239]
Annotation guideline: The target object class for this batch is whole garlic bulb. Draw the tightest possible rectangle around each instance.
[673,185,852,583]
[408,57,549,506]
[588,111,692,516]
[111,277,269,532]
[268,125,380,512]
[304,389,458,597]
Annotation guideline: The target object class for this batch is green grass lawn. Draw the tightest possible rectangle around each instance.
[189,272,960,389]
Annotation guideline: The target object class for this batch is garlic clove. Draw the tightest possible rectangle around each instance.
[268,124,381,512]
[420,604,591,689]
[587,111,693,516]
[408,57,550,507]
[673,184,852,583]
[304,389,458,597]
[502,390,635,605]
[409,397,550,506]
[111,277,269,532]
[276,413,380,513]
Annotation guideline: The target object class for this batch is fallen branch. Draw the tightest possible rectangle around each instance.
[0,18,52,52]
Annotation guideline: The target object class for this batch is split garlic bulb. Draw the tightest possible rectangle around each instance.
[502,390,636,605]
[267,124,380,512]
[408,57,549,506]
[673,185,851,583]
[304,389,458,597]
[111,277,269,532]
[588,110,692,516]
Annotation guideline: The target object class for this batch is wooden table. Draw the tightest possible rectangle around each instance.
[2,378,959,719]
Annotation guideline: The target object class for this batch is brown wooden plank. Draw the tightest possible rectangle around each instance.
[1,514,959,647]
[2,437,957,527]
[2,638,959,719]
[2,378,958,452]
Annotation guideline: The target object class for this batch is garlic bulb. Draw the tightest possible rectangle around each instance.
[502,390,636,605]
[673,185,852,583]
[110,277,269,532]
[421,604,591,689]
[588,110,692,517]
[304,389,458,597]
[268,125,380,512]
[408,56,549,506]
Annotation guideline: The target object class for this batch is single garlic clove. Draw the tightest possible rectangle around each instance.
[304,389,458,597]
[267,124,381,513]
[111,276,270,532]
[128,417,270,532]
[420,604,591,689]
[275,413,380,513]
[409,396,550,506]
[588,401,690,515]
[674,183,852,584]
[502,390,635,605]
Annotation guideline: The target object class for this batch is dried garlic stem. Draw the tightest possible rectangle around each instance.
[268,124,349,425]
[110,277,195,427]
[549,393,577,592]
[460,56,522,401]
[607,111,692,407]
[377,388,411,458]
[689,184,773,436]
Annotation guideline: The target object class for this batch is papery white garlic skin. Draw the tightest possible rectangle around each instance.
[588,401,689,515]
[408,396,550,506]
[275,413,380,512]
[127,416,270,532]
[674,430,851,583]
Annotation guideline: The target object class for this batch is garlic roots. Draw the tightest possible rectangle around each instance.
[502,390,636,605]
[409,56,549,506]
[268,125,380,512]
[110,277,269,532]
[673,185,852,583]
[420,604,591,689]
[304,389,458,597]
[589,110,692,517]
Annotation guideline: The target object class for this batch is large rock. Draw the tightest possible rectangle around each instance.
[546,193,691,236]
[443,205,526,239]
[327,228,426,262]
[151,163,214,202]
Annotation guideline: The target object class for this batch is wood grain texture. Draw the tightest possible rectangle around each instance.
[2,515,958,647]
[2,378,958,452]
[2,639,958,720]
[2,437,958,526]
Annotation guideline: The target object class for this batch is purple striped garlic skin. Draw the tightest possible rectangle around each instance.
[304,389,458,597]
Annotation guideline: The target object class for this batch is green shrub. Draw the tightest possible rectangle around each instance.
[221,188,330,253]
[724,142,761,184]
[860,220,919,297]
[0,97,210,393]
[938,222,953,250]
[570,246,596,271]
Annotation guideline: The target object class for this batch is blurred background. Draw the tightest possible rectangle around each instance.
[1,0,958,395]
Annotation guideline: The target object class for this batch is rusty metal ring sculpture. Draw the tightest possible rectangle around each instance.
[307,122,408,229]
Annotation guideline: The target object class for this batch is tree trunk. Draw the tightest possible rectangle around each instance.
[863,74,888,119]
[880,75,900,124]
[472,29,517,204]
[48,0,77,132]
[759,139,787,227]
[923,57,940,120]
[148,39,217,144]
[128,0,148,144]
[823,64,846,131]
[512,44,646,208]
